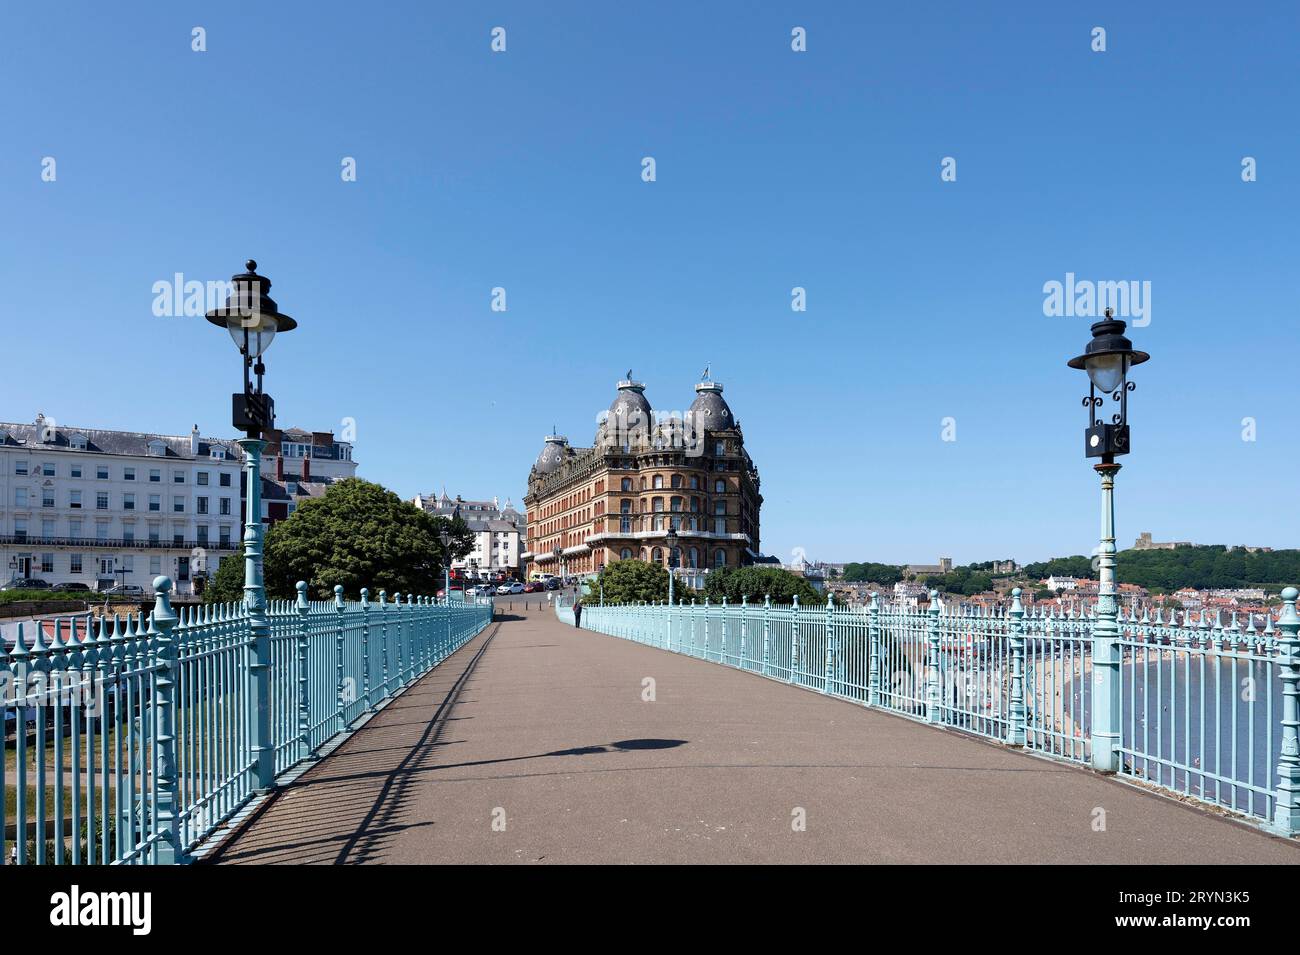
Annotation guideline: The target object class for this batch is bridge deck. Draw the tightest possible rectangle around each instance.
[210,605,1300,864]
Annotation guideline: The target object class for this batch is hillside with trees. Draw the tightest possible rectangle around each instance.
[1022,545,1300,593]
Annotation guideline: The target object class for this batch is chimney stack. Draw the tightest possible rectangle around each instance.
[302,456,310,482]
[276,455,284,481]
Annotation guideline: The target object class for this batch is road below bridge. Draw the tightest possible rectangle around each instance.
[209,605,1300,864]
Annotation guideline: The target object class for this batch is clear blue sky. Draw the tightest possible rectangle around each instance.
[2,2,1296,566]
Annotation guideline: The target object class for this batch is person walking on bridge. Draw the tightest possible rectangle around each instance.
[572,597,583,629]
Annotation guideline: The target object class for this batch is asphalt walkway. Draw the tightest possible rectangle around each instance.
[210,605,1300,864]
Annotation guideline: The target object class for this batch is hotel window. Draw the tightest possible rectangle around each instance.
[621,478,632,491]
[69,490,81,509]
[197,496,208,514]
[42,462,55,476]
[149,494,161,512]
[148,440,166,457]
[173,531,184,546]
[652,497,664,512]
[124,467,135,481]
[149,469,161,482]
[690,497,700,512]
[220,498,231,516]
[671,497,682,512]
[70,464,82,478]
[219,526,231,546]
[690,475,700,490]
[123,527,134,544]
[715,441,725,456]
[96,492,109,510]
[96,523,108,542]
[148,525,160,543]
[219,472,231,487]
[173,496,185,513]
[150,556,161,576]
[714,549,726,568]
[124,493,135,510]
[69,519,82,537]
[620,516,631,533]
[14,518,27,541]
[41,554,53,574]
[173,471,185,483]
[15,488,28,507]
[69,435,87,450]
[14,460,27,475]
[197,471,209,486]
[620,548,632,560]
[97,466,109,480]
[121,556,134,573]
[688,547,699,568]
[42,489,54,508]
[197,525,209,545]
[41,518,55,537]
[70,554,83,574]
[653,475,663,489]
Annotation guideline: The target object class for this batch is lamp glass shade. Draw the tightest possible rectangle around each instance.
[226,312,278,358]
[1084,353,1127,394]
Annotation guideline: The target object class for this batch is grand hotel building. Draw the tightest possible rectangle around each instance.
[522,375,762,583]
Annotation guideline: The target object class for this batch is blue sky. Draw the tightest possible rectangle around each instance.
[2,1,1296,566]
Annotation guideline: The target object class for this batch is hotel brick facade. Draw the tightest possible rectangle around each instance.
[522,375,762,581]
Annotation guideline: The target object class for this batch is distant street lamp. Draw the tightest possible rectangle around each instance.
[205,259,298,793]
[439,526,451,601]
[1068,308,1148,775]
[552,546,563,589]
[666,525,678,605]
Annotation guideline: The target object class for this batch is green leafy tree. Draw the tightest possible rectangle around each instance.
[204,546,247,604]
[590,559,670,603]
[842,562,904,585]
[258,478,473,600]
[702,566,822,605]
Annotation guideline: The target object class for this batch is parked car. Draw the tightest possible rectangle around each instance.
[101,584,146,598]
[507,581,525,594]
[523,581,544,593]
[1,578,52,591]
[494,583,513,595]
[543,577,560,591]
[470,584,494,597]
[51,582,91,592]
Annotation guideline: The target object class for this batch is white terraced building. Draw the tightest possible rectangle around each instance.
[412,492,527,578]
[0,414,243,595]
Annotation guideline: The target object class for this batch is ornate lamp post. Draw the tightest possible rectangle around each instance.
[439,526,451,601]
[552,545,563,590]
[1068,308,1148,774]
[205,259,297,792]
[666,525,678,605]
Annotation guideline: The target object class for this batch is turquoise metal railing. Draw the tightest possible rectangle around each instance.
[564,586,1300,834]
[2,577,493,865]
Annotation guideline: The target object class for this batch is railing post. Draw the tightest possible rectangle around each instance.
[822,593,835,694]
[762,594,771,675]
[721,597,728,663]
[148,576,181,864]
[704,598,711,661]
[360,588,372,710]
[378,590,390,701]
[1271,587,1300,836]
[334,585,347,730]
[296,581,312,759]
[926,590,942,723]
[868,592,881,706]
[740,595,748,668]
[1007,587,1027,747]
[790,593,800,684]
